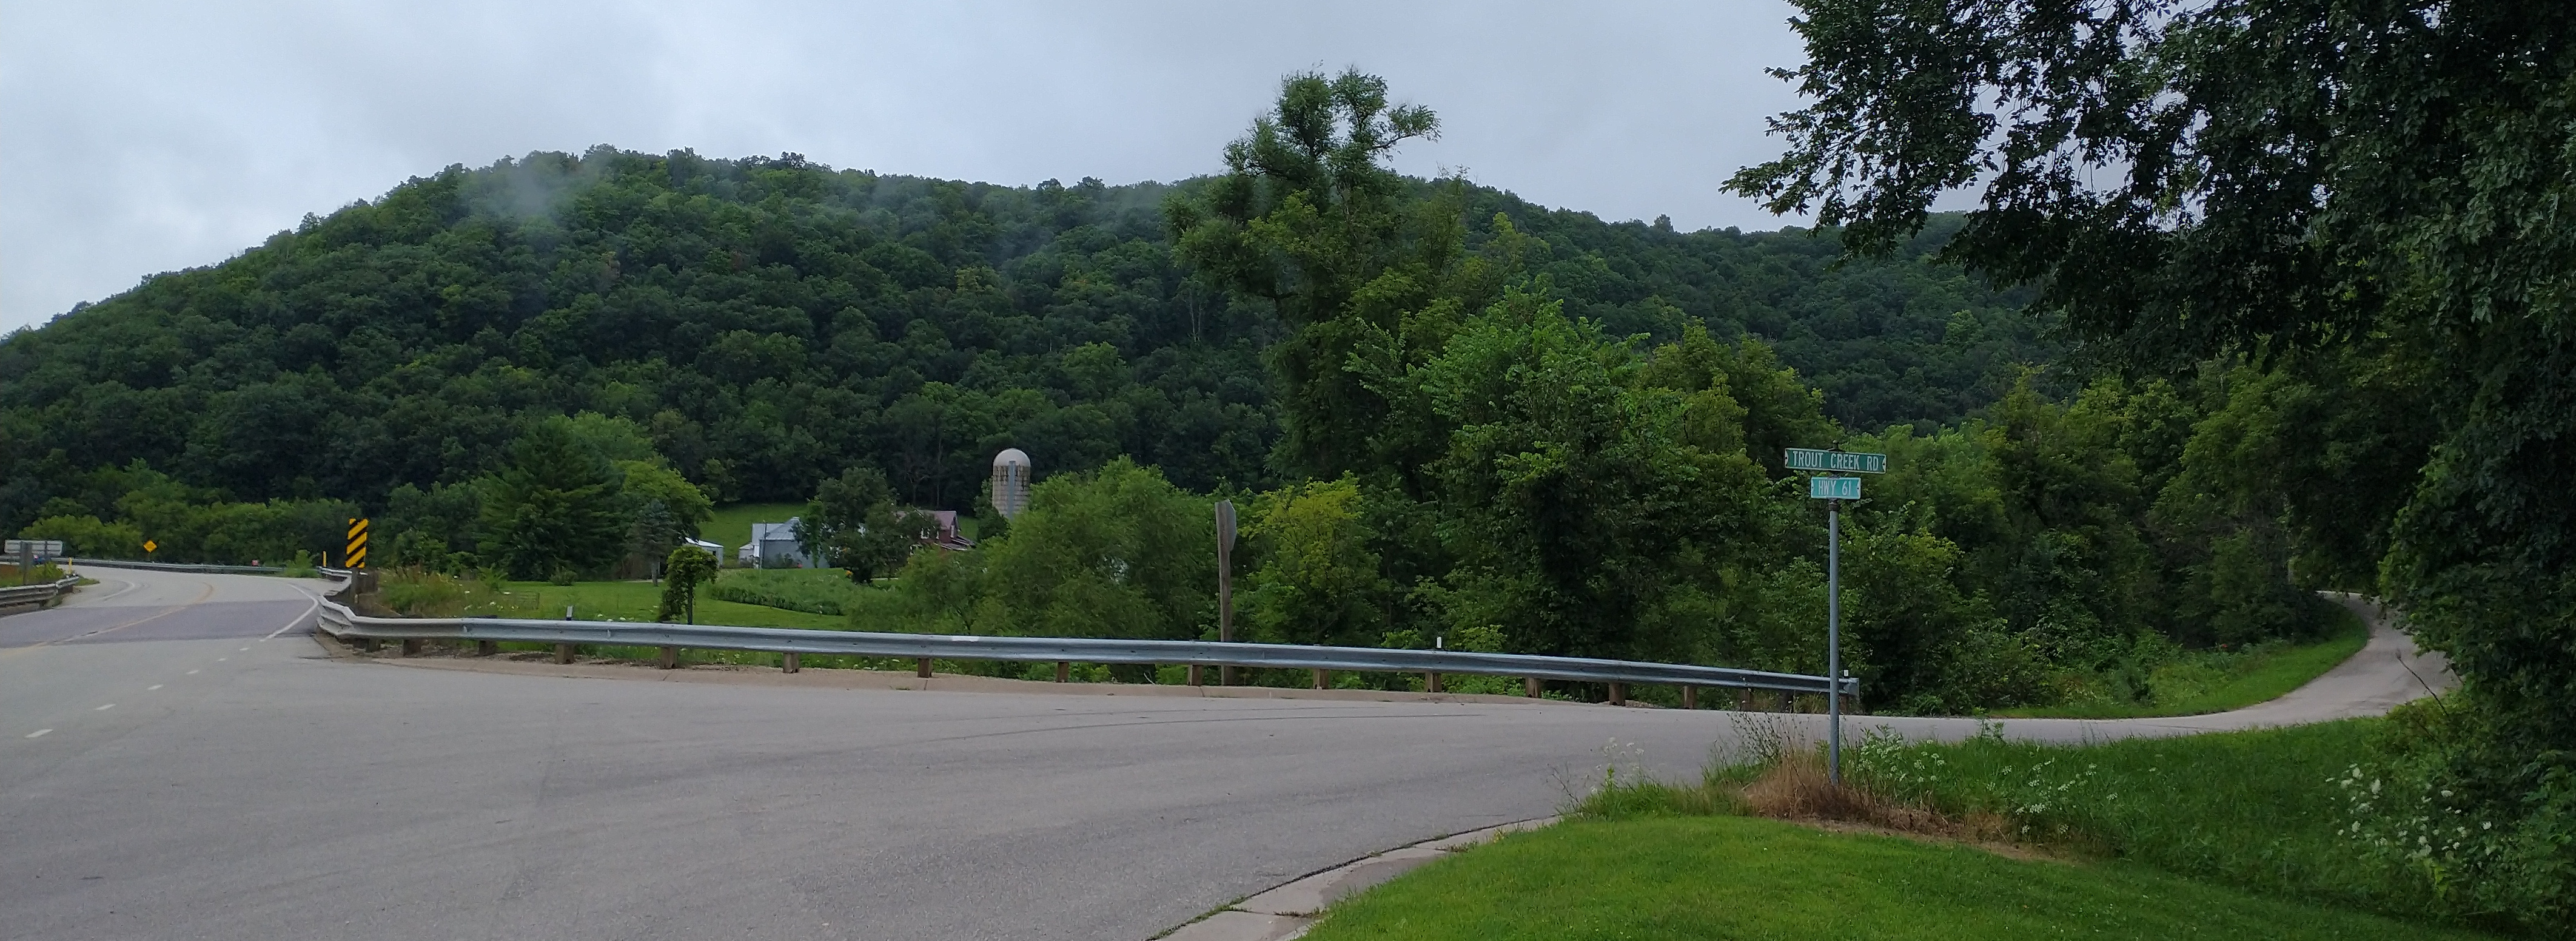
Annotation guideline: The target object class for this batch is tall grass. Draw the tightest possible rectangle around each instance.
[705,568,864,616]
[1571,716,2461,933]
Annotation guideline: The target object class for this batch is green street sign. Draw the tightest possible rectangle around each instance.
[1785,448,1887,474]
[1810,476,1861,500]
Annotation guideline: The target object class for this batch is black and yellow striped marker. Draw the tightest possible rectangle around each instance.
[346,518,369,568]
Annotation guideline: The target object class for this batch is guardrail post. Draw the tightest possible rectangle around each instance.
[1312,669,1327,690]
[1737,688,1753,711]
[1056,661,1070,683]
[1608,682,1627,706]
[1524,677,1542,698]
[1187,664,1204,687]
[357,638,380,652]
[475,640,497,657]
[1778,690,1794,713]
[657,646,678,669]
[1682,686,1697,710]
[916,658,933,678]
[782,652,800,673]
[398,639,421,656]
[554,643,574,664]
[1426,672,1444,693]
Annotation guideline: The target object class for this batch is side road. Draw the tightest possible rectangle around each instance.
[1152,593,2456,941]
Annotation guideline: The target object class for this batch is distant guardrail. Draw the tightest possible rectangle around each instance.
[0,576,83,610]
[70,558,289,575]
[315,601,1859,706]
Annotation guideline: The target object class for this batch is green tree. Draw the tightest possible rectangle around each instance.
[17,514,144,558]
[1241,476,1389,648]
[980,457,1213,643]
[797,467,932,584]
[1167,69,1447,478]
[1728,0,2576,922]
[475,422,628,580]
[1399,288,1771,661]
[656,545,717,624]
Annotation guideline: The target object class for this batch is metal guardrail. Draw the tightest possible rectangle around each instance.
[315,601,1858,698]
[70,558,290,575]
[0,576,83,610]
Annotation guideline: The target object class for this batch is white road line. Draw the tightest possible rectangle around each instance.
[238,647,250,652]
[185,669,200,675]
[216,658,226,662]
[26,729,50,738]
[264,589,321,641]
[94,703,113,711]
[147,684,163,690]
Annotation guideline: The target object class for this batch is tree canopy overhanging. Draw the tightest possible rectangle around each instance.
[1726,1,2576,929]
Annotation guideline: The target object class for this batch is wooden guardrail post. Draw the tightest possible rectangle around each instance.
[915,658,933,678]
[1056,661,1070,683]
[554,643,573,664]
[474,640,497,657]
[1426,672,1444,693]
[1682,686,1697,710]
[657,646,678,669]
[782,652,800,673]
[1187,664,1204,686]
[1312,669,1327,689]
[1524,677,1543,698]
[1608,682,1627,706]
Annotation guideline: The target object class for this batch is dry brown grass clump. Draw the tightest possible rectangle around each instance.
[1739,750,2019,847]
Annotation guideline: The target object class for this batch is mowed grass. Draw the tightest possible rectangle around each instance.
[1998,609,2371,719]
[1300,815,2484,941]
[486,580,848,630]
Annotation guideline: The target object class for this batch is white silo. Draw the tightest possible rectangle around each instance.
[990,448,1031,519]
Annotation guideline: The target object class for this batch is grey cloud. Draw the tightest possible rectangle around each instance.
[0,0,1810,329]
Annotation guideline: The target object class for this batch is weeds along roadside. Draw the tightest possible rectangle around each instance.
[1569,713,2537,937]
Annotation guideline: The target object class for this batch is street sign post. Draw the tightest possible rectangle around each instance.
[1214,500,1237,686]
[5,539,62,585]
[1789,449,1884,786]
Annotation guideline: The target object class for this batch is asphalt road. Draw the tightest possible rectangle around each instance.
[0,569,2448,941]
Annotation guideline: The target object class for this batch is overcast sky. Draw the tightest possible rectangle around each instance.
[0,1,1816,331]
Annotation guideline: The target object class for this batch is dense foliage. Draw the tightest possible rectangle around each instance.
[0,138,2048,556]
[761,74,2341,731]
[4,73,2354,723]
[1726,0,2575,930]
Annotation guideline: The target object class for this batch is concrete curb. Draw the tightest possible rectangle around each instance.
[1155,817,1557,940]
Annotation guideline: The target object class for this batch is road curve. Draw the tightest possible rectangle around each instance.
[0,570,2448,941]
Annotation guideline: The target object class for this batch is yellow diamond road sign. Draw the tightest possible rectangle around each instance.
[143,539,156,553]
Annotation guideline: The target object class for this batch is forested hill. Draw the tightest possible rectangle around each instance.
[0,146,2047,525]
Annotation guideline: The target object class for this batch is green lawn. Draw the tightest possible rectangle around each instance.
[1301,816,2486,941]
[488,579,848,630]
[703,502,805,561]
[1996,610,2370,719]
